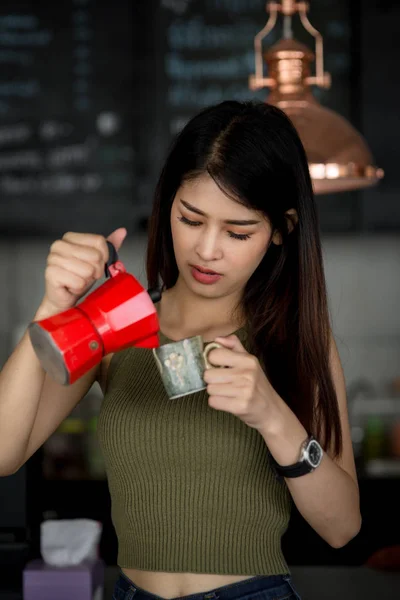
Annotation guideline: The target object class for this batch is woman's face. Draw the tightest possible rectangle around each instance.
[170,173,276,300]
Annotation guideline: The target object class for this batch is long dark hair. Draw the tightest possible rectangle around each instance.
[146,100,342,458]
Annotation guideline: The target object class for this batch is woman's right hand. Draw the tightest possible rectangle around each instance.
[38,228,128,317]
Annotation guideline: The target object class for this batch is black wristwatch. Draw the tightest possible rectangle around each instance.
[269,435,323,479]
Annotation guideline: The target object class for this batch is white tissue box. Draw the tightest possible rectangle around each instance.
[23,558,104,600]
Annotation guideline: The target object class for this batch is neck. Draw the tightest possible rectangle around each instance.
[158,276,245,338]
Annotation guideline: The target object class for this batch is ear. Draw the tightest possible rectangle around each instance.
[271,209,298,245]
[286,208,298,233]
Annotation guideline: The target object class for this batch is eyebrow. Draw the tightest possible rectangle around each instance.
[180,199,261,226]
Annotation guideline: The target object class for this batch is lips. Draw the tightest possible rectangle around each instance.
[191,264,222,276]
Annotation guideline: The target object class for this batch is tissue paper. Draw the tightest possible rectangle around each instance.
[41,519,102,567]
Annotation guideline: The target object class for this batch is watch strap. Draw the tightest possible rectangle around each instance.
[270,455,314,478]
[269,435,317,480]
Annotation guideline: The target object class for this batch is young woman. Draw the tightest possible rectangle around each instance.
[0,101,361,600]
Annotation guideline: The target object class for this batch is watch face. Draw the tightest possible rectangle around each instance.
[307,440,322,467]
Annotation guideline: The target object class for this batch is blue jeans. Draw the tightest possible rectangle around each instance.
[112,570,302,600]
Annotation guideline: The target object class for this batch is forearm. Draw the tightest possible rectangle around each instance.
[0,303,53,474]
[259,396,361,548]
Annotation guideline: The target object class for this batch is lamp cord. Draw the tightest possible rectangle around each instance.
[283,14,293,39]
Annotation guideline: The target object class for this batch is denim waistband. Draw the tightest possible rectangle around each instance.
[113,570,297,600]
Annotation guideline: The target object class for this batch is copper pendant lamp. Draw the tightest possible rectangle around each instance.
[249,0,384,194]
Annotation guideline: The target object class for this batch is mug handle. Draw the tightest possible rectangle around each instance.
[152,348,163,374]
[203,342,223,369]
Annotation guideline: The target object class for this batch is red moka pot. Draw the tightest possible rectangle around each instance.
[28,242,161,386]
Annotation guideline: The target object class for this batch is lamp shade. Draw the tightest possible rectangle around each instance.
[249,3,384,194]
[273,98,384,194]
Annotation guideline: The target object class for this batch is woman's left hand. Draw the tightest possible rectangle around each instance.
[203,334,282,432]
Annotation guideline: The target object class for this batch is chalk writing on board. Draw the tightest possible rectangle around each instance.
[0,12,52,116]
[165,3,268,134]
[0,123,33,147]
[161,0,194,15]
[0,1,137,236]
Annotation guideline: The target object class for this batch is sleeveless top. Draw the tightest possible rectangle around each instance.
[97,325,292,575]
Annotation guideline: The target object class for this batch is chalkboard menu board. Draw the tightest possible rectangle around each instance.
[0,0,352,237]
[0,0,137,236]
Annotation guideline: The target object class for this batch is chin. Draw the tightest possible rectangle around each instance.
[186,273,223,294]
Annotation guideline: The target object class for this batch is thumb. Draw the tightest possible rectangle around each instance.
[106,227,128,252]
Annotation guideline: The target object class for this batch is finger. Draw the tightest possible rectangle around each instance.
[62,232,109,263]
[206,383,238,398]
[45,265,88,295]
[47,253,97,282]
[206,346,247,369]
[203,368,235,384]
[106,227,127,252]
[214,334,247,354]
[49,240,104,279]
[208,395,238,412]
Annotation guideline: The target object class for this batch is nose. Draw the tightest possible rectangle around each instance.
[194,227,223,262]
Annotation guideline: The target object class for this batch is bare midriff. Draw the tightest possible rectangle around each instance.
[121,568,256,598]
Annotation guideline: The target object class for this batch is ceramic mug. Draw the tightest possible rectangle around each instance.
[152,336,222,399]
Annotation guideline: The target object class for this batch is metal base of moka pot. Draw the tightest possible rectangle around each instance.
[28,321,71,386]
[28,302,105,387]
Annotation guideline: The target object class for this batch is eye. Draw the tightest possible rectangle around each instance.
[228,232,251,241]
[178,215,201,227]
[178,215,252,241]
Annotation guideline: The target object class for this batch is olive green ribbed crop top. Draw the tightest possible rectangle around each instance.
[97,326,292,575]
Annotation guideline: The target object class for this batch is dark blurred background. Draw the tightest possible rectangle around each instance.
[0,1,399,598]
